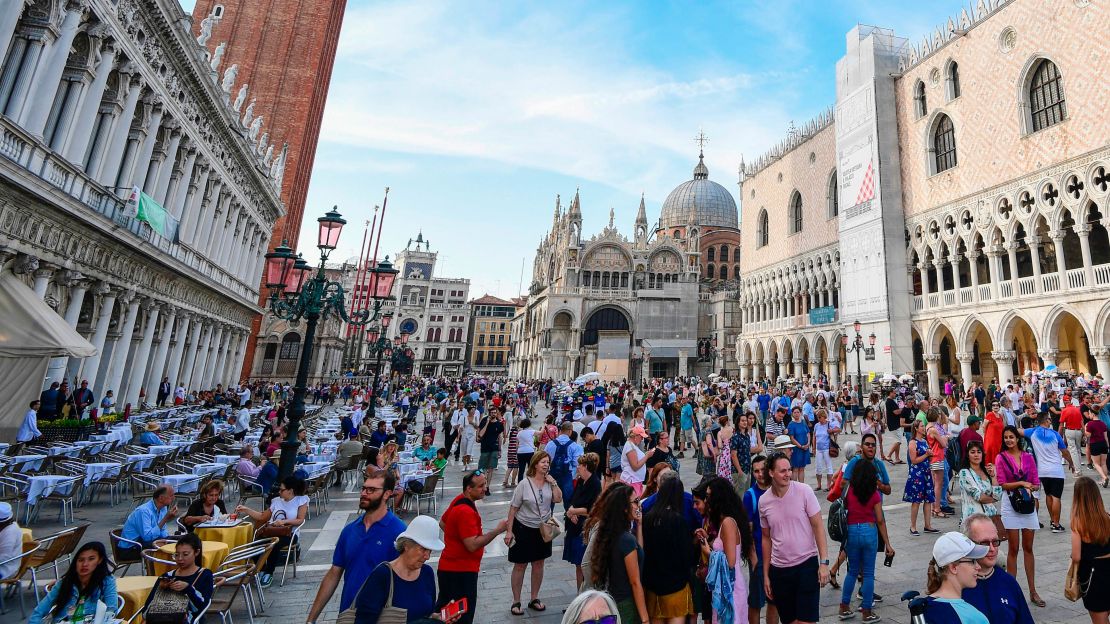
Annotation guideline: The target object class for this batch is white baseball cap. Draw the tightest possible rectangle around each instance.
[932,531,989,567]
[0,502,11,522]
[396,515,445,551]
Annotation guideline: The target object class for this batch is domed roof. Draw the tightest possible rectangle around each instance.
[659,152,738,230]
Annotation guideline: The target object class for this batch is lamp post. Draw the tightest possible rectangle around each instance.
[366,323,406,422]
[842,320,877,403]
[263,206,398,482]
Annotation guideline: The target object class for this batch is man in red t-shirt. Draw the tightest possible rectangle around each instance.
[436,470,508,624]
[1060,400,1085,475]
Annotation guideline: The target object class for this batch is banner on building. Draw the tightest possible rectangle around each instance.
[808,306,837,325]
[127,187,170,237]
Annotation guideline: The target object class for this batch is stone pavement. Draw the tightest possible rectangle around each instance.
[20,408,1107,623]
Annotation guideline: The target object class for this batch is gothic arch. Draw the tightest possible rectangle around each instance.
[1093,299,1110,348]
[1041,303,1093,350]
[997,310,1039,348]
[1016,54,1068,135]
[925,318,957,354]
[958,315,995,357]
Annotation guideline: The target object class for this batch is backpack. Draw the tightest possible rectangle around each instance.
[827,485,849,543]
[550,439,573,480]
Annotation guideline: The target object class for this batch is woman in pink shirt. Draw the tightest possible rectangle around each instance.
[995,425,1043,607]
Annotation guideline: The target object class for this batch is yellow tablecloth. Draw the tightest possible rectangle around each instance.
[196,522,253,551]
[21,528,32,542]
[154,540,229,575]
[116,575,159,620]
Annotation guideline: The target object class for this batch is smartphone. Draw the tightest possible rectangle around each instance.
[440,598,468,620]
[883,552,895,567]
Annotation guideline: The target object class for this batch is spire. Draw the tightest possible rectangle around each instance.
[568,186,581,219]
[693,129,710,180]
[635,192,647,226]
[553,194,561,222]
[738,154,746,184]
[608,207,615,229]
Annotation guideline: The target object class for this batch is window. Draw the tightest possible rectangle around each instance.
[914,80,927,118]
[707,247,715,262]
[1029,59,1066,132]
[733,248,741,262]
[933,114,957,173]
[946,61,960,100]
[789,191,803,234]
[495,352,504,365]
[498,335,504,346]
[425,348,439,360]
[476,352,485,365]
[757,210,769,248]
[827,171,838,218]
[707,264,715,279]
[478,335,485,346]
[733,265,742,280]
[279,333,300,360]
[720,244,729,261]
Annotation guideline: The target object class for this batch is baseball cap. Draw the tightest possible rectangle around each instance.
[966,415,982,425]
[932,531,989,567]
[630,425,648,438]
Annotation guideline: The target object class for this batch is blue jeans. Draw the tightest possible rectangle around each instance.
[840,523,878,610]
[940,459,951,508]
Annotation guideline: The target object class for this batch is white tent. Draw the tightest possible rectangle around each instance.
[0,272,96,439]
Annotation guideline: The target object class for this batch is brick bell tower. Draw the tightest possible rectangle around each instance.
[191,0,347,380]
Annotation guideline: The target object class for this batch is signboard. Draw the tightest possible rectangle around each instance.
[808,306,836,325]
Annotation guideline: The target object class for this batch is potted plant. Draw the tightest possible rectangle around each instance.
[37,418,97,443]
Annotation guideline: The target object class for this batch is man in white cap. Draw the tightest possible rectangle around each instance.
[0,502,21,580]
[961,513,1034,623]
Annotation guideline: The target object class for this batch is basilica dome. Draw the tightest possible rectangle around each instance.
[659,153,738,230]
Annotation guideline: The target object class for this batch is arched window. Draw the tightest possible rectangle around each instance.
[427,328,435,342]
[827,171,838,218]
[946,61,960,100]
[707,264,715,279]
[478,334,485,346]
[757,209,769,248]
[789,191,803,234]
[733,248,741,262]
[933,114,957,173]
[720,244,729,260]
[1029,59,1066,132]
[914,80,927,118]
[707,247,715,262]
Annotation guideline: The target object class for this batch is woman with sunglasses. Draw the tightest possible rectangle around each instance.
[922,532,990,624]
[996,425,1042,606]
[235,476,308,587]
[560,589,620,624]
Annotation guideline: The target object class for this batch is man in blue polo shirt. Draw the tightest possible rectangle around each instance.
[304,472,406,624]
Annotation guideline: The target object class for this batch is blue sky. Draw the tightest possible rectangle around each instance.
[183,1,963,299]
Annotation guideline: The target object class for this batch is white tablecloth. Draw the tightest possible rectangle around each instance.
[84,462,122,485]
[27,475,75,506]
[73,440,108,454]
[126,454,157,470]
[9,454,47,471]
[148,445,177,456]
[47,446,81,458]
[213,455,240,465]
[162,474,201,493]
[191,463,225,477]
[299,462,332,478]
[400,470,433,488]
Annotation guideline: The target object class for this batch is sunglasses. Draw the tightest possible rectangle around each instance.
[580,617,618,624]
[974,538,1002,547]
[861,442,876,447]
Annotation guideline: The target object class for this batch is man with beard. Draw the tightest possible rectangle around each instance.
[304,470,406,624]
[437,470,509,624]
[962,513,1034,624]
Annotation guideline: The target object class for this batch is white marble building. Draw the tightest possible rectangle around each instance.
[0,0,285,432]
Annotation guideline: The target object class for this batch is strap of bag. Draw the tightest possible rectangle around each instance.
[528,479,552,521]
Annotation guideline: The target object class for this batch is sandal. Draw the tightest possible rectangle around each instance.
[527,599,546,612]
[511,603,523,616]
[1030,594,1045,608]
[829,570,840,589]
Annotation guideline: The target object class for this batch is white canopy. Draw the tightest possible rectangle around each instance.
[0,272,96,439]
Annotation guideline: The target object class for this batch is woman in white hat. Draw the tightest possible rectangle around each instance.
[0,502,22,580]
[923,532,990,624]
[354,514,454,623]
[137,421,163,446]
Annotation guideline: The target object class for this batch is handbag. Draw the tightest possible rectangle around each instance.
[529,480,562,543]
[1000,453,1037,515]
[828,439,840,458]
[145,574,198,624]
[336,562,407,624]
[257,510,293,538]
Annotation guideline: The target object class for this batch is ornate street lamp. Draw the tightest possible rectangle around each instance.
[364,317,398,421]
[842,321,877,404]
[262,206,399,483]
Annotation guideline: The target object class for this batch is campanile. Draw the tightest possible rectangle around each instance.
[191,0,347,378]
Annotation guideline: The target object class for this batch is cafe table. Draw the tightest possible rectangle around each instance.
[195,520,254,551]
[115,575,160,620]
[154,540,229,575]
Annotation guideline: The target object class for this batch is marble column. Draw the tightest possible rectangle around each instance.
[165,313,192,387]
[1078,226,1094,287]
[0,1,32,69]
[145,305,176,395]
[827,357,840,387]
[957,352,975,387]
[220,332,241,387]
[125,102,163,194]
[1052,234,1067,289]
[925,354,941,398]
[177,166,210,244]
[992,350,1017,384]
[987,249,1002,299]
[809,357,820,380]
[4,35,42,120]
[47,271,87,384]
[31,263,56,298]
[950,256,962,298]
[77,283,114,387]
[123,301,159,407]
[63,36,116,164]
[189,322,215,391]
[1006,243,1019,287]
[217,207,241,265]
[1093,348,1110,384]
[168,148,197,218]
[207,326,229,389]
[152,124,181,203]
[918,262,930,307]
[967,251,981,301]
[96,70,142,186]
[99,291,139,401]
[21,3,87,137]
[1028,237,1044,292]
[1038,349,1059,370]
[232,331,248,384]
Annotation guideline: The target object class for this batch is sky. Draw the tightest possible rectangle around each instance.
[183,1,964,299]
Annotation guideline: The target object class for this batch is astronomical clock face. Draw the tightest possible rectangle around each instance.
[399,319,418,335]
[405,262,432,279]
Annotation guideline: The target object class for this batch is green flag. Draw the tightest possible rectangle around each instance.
[130,187,169,236]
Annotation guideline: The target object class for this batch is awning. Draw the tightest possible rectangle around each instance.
[0,271,96,358]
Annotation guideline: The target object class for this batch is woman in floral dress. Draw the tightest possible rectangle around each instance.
[715,415,734,484]
[903,420,938,536]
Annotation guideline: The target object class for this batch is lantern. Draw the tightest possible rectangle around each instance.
[264,242,296,291]
[317,206,346,252]
[368,256,398,299]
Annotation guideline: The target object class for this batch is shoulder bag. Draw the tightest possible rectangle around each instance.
[145,573,199,624]
[1000,453,1036,515]
[827,484,849,543]
[529,480,562,543]
[336,562,407,624]
[1065,559,1094,602]
[257,510,293,539]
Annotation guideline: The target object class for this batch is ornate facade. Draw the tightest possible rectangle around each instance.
[733,0,1110,396]
[510,150,744,382]
[0,0,284,430]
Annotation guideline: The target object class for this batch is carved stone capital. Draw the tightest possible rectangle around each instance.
[1092,347,1110,359]
[56,269,86,288]
[1037,349,1060,360]
[956,352,976,364]
[92,280,113,297]
[923,354,942,363]
[12,254,40,275]
[990,350,1017,361]
[117,289,137,305]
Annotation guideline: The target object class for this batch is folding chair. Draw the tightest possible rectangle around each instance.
[27,524,88,598]
[141,548,176,577]
[0,540,40,617]
[209,564,254,624]
[109,529,144,576]
[30,475,83,526]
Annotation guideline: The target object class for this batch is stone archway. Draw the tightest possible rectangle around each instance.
[958,316,996,385]
[1043,307,1095,375]
[998,312,1041,376]
[581,307,632,381]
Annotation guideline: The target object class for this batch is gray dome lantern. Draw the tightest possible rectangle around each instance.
[659,151,739,230]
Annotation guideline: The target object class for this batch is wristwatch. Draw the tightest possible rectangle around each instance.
[819,559,830,566]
